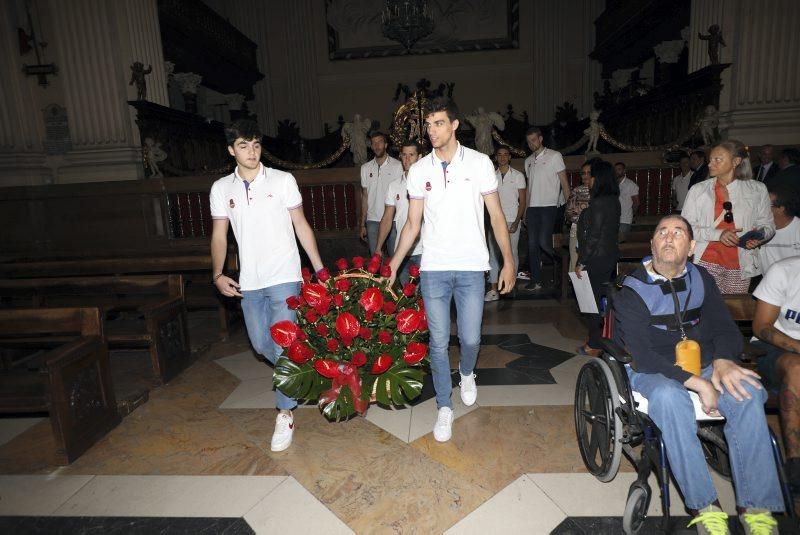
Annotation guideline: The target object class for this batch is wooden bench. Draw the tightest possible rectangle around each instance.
[0,253,239,340]
[0,307,120,464]
[0,274,192,384]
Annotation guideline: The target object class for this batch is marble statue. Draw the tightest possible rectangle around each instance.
[698,24,726,65]
[129,61,152,101]
[342,114,372,166]
[465,107,505,155]
[583,110,603,154]
[143,137,167,177]
[699,105,719,146]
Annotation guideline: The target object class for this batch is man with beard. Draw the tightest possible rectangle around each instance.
[360,132,403,256]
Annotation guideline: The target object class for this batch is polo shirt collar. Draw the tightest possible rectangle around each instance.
[429,142,465,167]
[233,163,265,183]
[642,257,688,282]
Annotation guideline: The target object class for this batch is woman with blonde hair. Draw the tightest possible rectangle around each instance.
[682,139,775,293]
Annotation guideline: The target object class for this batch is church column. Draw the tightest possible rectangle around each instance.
[689,0,800,144]
[119,0,169,107]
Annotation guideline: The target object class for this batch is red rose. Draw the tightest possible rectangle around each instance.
[341,336,353,347]
[334,278,351,292]
[383,301,397,314]
[270,320,299,347]
[314,296,332,315]
[380,264,392,278]
[314,359,339,379]
[316,267,331,282]
[326,338,339,352]
[378,330,392,344]
[297,330,308,341]
[366,260,380,274]
[409,264,420,277]
[333,294,344,307]
[304,309,319,323]
[334,312,360,339]
[315,323,329,337]
[403,341,427,364]
[359,287,384,313]
[359,327,372,340]
[301,267,312,282]
[370,353,393,374]
[335,258,349,271]
[365,310,375,321]
[396,308,422,334]
[402,283,416,297]
[302,283,330,307]
[351,351,367,367]
[288,341,314,364]
[286,296,301,310]
[352,256,365,268]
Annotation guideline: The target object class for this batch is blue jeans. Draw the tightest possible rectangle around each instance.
[420,271,485,409]
[526,206,559,284]
[627,365,784,511]
[367,220,396,257]
[241,281,301,410]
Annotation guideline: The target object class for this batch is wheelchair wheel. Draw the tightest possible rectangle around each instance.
[698,424,732,480]
[622,482,651,535]
[574,359,623,482]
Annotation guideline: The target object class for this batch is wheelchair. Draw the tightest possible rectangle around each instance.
[573,323,795,534]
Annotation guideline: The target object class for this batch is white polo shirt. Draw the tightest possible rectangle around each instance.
[210,164,302,291]
[671,171,693,210]
[361,156,404,222]
[758,217,800,271]
[753,256,800,340]
[525,148,566,207]
[384,175,423,256]
[618,176,640,224]
[496,166,526,222]
[407,143,497,271]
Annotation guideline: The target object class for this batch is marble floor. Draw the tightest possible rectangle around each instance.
[0,294,797,534]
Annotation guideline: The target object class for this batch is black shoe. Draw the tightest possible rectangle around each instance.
[524,282,543,292]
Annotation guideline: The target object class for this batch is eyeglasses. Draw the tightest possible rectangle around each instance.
[722,201,733,223]
[655,228,688,239]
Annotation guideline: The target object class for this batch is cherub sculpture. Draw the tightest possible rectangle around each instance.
[583,110,603,154]
[698,24,726,64]
[129,61,152,101]
[341,114,372,166]
[143,137,167,177]
[699,105,719,146]
[465,107,505,155]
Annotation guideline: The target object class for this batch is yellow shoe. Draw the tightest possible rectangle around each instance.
[739,509,779,535]
[687,505,730,535]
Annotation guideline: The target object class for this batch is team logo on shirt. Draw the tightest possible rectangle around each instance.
[396,194,400,200]
[229,199,235,208]
[425,181,431,191]
[369,173,373,178]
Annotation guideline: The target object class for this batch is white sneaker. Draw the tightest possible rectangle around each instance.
[484,289,499,302]
[517,271,531,280]
[433,407,454,442]
[459,372,477,406]
[271,412,294,452]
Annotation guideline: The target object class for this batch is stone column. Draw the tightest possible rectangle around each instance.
[119,0,169,107]
[689,0,800,144]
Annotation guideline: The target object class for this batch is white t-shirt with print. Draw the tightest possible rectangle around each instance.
[360,156,404,222]
[758,217,800,273]
[496,166,526,222]
[525,148,566,207]
[618,177,640,224]
[407,143,497,271]
[384,175,423,256]
[210,164,302,291]
[753,256,800,340]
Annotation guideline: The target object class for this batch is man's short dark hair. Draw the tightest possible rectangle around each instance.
[691,149,706,159]
[614,161,626,169]
[526,126,543,138]
[655,214,694,241]
[426,97,459,122]
[782,147,800,165]
[770,184,800,218]
[400,140,422,154]
[224,119,261,146]
[495,146,511,155]
[590,160,620,198]
[370,131,389,144]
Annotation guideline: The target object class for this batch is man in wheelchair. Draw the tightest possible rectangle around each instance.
[613,214,783,534]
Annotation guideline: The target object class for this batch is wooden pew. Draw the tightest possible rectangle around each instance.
[0,253,239,340]
[0,275,192,384]
[0,307,120,464]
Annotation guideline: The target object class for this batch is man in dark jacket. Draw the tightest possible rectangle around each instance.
[613,214,783,533]
[688,150,710,189]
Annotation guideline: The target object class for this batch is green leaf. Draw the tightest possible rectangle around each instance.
[273,359,330,401]
[320,385,355,422]
[371,363,424,408]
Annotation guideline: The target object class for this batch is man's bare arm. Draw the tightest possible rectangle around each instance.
[375,205,396,256]
[754,300,800,353]
[290,207,324,273]
[211,218,241,297]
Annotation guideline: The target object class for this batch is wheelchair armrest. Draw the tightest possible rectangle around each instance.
[599,338,632,364]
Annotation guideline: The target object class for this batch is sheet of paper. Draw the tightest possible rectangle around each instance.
[568,271,599,314]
